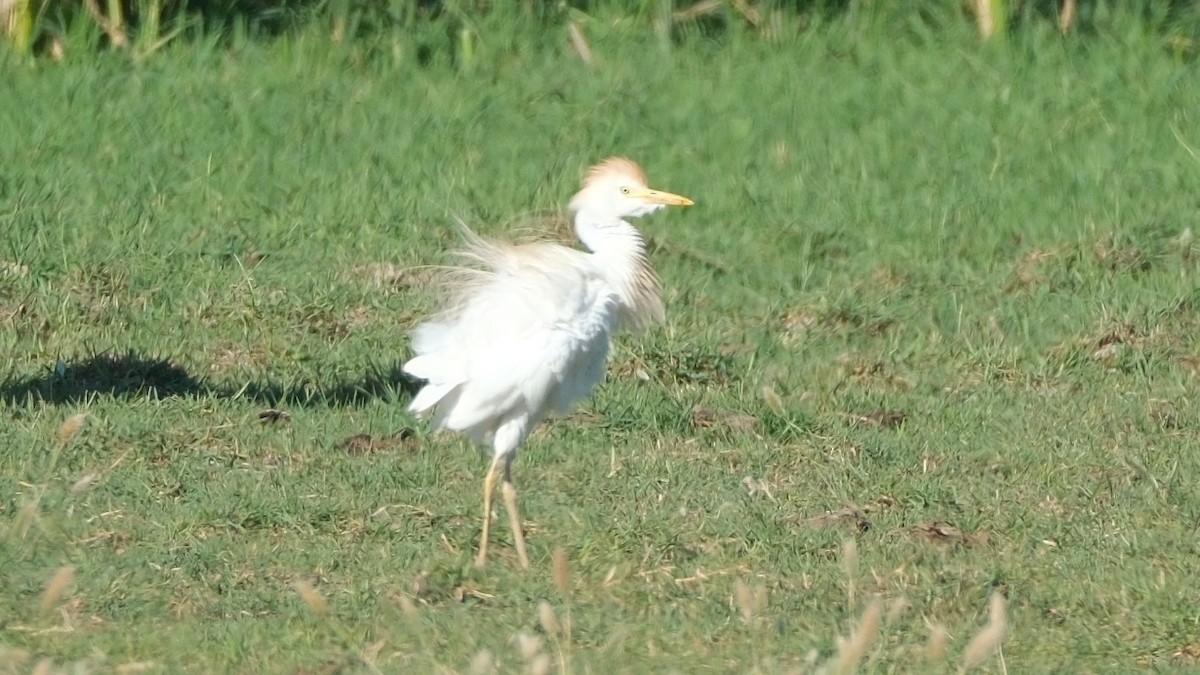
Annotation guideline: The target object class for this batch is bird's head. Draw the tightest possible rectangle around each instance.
[569,157,693,221]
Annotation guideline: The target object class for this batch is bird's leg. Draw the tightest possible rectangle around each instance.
[501,455,531,569]
[475,455,502,568]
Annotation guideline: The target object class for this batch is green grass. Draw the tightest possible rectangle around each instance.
[3,7,1200,673]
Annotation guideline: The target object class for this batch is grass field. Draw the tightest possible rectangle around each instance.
[3,5,1200,672]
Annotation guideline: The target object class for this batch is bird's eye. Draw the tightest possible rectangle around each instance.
[620,187,631,195]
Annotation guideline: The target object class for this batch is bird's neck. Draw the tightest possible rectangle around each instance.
[574,212,664,330]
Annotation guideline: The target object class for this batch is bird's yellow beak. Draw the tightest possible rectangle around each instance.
[635,187,695,207]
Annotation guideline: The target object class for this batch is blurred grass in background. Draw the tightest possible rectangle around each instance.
[3,0,1200,62]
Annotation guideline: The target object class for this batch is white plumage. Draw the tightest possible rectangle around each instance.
[403,157,693,568]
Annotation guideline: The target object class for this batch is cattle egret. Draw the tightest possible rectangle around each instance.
[403,157,694,568]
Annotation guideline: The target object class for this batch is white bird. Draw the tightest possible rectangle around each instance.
[402,157,694,569]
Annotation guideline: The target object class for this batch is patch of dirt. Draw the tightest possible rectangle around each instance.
[209,342,272,375]
[690,404,759,433]
[1092,233,1151,273]
[1173,643,1200,665]
[650,348,733,386]
[868,266,908,293]
[842,409,907,429]
[1147,399,1182,431]
[1005,247,1064,291]
[1047,321,1179,371]
[294,305,367,336]
[740,476,775,500]
[0,260,29,277]
[67,264,130,322]
[803,506,871,532]
[294,660,348,675]
[780,306,894,345]
[836,353,913,391]
[351,262,442,290]
[337,429,419,455]
[780,308,819,344]
[910,521,986,547]
[798,498,896,532]
[258,409,292,425]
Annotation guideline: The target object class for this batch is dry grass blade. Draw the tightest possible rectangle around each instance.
[1059,0,1077,33]
[567,22,595,69]
[81,0,126,47]
[39,565,75,617]
[729,0,762,27]
[972,0,998,39]
[115,662,158,674]
[961,592,1007,670]
[842,539,858,605]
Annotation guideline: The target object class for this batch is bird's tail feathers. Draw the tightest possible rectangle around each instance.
[407,379,458,415]
[403,349,465,420]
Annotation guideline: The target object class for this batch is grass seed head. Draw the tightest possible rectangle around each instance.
[514,631,543,661]
[71,472,99,494]
[961,592,1007,670]
[468,649,495,675]
[39,565,75,618]
[398,594,420,623]
[761,385,786,415]
[886,597,909,624]
[294,580,328,617]
[733,579,755,624]
[552,547,570,597]
[832,599,882,674]
[56,413,88,446]
[0,647,31,667]
[926,623,949,663]
[13,499,41,539]
[842,539,859,603]
[528,652,552,675]
[537,600,560,635]
[1178,227,1194,260]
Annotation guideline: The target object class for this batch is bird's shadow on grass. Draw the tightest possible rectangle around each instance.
[0,350,421,408]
